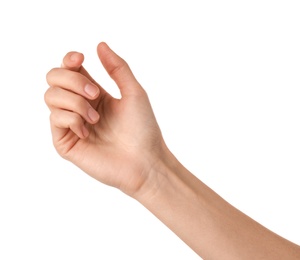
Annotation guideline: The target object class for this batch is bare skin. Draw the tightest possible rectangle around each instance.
[45,42,300,259]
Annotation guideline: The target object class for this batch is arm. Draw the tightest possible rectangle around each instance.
[137,148,300,259]
[44,42,300,259]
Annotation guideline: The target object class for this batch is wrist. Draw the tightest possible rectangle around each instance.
[131,143,179,202]
[133,143,198,207]
[132,143,207,256]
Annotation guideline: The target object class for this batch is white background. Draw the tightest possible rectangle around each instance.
[0,1,299,259]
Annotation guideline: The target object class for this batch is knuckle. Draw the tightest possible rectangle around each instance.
[43,86,56,105]
[49,111,57,122]
[43,88,51,104]
[45,68,58,84]
[69,113,82,127]
[49,109,63,123]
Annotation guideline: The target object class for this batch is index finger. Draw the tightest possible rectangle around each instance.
[61,51,84,71]
[61,51,108,96]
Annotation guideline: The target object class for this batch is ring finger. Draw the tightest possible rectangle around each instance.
[45,86,100,124]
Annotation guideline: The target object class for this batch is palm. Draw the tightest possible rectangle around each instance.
[58,90,161,194]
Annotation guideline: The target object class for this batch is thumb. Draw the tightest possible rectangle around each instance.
[97,42,143,97]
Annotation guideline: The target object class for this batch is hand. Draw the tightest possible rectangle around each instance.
[44,42,165,197]
[45,43,300,260]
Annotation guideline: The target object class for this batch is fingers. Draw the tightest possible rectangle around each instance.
[45,86,99,140]
[45,87,100,125]
[50,109,89,140]
[45,42,141,142]
[46,68,100,100]
[61,51,108,96]
[61,51,84,71]
[97,42,144,97]
[45,66,100,140]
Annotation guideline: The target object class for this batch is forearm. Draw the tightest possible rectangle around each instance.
[135,149,300,259]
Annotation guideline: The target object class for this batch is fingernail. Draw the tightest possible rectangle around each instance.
[84,84,99,98]
[88,108,99,122]
[82,126,89,138]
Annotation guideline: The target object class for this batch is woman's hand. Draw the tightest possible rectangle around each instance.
[44,42,165,197]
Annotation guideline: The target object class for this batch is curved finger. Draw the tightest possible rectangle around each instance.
[45,87,100,124]
[46,68,100,100]
[50,109,89,141]
[61,51,84,71]
[60,51,108,96]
